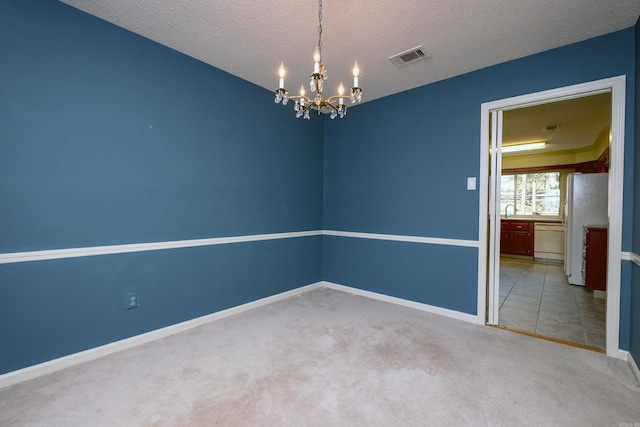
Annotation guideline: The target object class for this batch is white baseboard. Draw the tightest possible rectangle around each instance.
[321,281,481,325]
[0,282,323,390]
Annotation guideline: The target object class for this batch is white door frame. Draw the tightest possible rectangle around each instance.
[477,75,627,359]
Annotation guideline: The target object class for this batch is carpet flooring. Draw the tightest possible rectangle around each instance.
[1,287,639,426]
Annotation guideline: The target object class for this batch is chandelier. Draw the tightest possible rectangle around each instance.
[274,0,362,119]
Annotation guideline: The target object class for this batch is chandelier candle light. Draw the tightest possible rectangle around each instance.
[274,0,362,119]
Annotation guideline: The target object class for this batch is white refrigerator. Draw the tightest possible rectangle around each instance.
[563,172,608,286]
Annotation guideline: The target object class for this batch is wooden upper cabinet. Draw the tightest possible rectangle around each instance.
[596,147,610,173]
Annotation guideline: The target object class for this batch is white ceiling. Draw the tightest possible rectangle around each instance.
[59,0,640,105]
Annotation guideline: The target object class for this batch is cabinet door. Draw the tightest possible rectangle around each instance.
[511,230,530,255]
[500,230,511,253]
[584,228,607,291]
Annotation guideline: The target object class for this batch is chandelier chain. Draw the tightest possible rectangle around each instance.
[317,0,322,53]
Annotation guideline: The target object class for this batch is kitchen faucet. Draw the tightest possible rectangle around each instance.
[505,204,515,218]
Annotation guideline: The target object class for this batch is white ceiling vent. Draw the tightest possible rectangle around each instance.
[389,46,431,67]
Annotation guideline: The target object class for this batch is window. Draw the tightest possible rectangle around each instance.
[501,172,560,217]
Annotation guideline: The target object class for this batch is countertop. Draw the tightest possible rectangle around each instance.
[501,217,562,224]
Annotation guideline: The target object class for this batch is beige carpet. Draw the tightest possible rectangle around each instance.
[1,287,639,426]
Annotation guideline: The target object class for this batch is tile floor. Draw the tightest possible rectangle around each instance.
[499,257,606,350]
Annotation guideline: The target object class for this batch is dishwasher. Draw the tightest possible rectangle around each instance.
[534,223,565,262]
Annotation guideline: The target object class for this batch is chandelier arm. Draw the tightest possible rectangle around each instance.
[287,95,311,102]
[325,95,346,103]
[322,103,340,112]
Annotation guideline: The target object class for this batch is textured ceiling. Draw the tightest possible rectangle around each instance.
[59,0,640,105]
[58,1,635,154]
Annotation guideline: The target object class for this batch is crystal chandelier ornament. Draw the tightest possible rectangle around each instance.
[274,0,362,120]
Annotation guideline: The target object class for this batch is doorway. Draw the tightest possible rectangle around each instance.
[499,94,610,350]
[477,76,626,358]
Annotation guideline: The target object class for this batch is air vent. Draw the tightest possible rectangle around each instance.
[389,46,431,67]
[543,124,560,132]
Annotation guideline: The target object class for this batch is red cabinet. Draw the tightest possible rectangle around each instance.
[500,221,534,256]
[583,226,607,291]
[596,147,610,173]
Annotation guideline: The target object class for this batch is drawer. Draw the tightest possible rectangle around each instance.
[503,221,531,231]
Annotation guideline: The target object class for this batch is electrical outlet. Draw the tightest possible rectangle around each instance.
[126,292,140,309]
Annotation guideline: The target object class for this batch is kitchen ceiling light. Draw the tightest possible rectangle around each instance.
[502,141,547,153]
[273,0,362,120]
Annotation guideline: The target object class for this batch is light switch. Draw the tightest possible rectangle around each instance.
[467,177,476,190]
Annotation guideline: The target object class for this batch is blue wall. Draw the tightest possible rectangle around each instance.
[630,16,640,364]
[1,0,638,375]
[323,29,636,329]
[323,237,478,314]
[0,0,323,373]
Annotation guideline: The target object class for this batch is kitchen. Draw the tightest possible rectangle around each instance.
[497,92,611,350]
